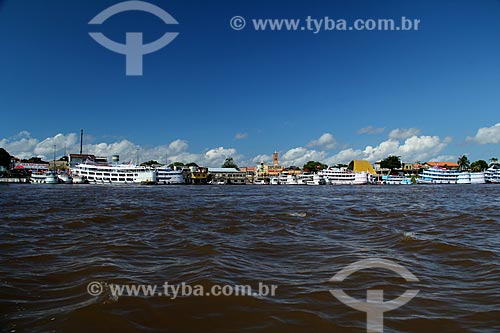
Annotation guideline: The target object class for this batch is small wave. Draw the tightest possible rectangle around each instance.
[288,212,307,218]
[401,231,417,241]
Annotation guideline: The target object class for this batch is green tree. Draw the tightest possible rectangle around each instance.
[489,157,499,166]
[140,160,160,167]
[186,162,199,168]
[0,148,11,168]
[457,155,470,171]
[303,161,328,173]
[470,160,488,172]
[222,157,238,169]
[380,155,401,170]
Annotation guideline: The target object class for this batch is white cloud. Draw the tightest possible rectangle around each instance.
[11,130,32,140]
[203,147,238,166]
[252,154,272,164]
[467,123,500,144]
[0,133,39,159]
[325,135,452,165]
[357,126,385,135]
[280,147,328,167]
[324,148,364,165]
[307,133,337,149]
[388,128,421,140]
[1,129,454,169]
[0,131,241,167]
[433,155,457,162]
[88,140,138,162]
[234,133,248,140]
[399,136,452,162]
[0,132,78,160]
[168,139,189,154]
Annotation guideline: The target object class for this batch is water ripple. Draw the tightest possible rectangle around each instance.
[0,185,498,332]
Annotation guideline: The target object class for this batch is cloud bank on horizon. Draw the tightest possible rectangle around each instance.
[3,124,499,167]
[467,123,500,144]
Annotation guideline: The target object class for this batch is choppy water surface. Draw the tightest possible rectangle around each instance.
[0,184,499,332]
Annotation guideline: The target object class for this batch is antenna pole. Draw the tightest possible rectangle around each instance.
[80,129,83,154]
[53,144,56,170]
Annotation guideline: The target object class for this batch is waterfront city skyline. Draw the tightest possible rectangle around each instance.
[1,0,500,167]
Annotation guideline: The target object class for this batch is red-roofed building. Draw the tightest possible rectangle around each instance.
[424,161,459,169]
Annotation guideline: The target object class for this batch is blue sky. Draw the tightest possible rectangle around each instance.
[1,0,500,167]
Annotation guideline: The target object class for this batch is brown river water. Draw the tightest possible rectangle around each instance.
[0,184,499,332]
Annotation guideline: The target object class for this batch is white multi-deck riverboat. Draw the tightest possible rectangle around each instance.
[306,174,327,185]
[318,167,369,185]
[485,165,500,183]
[70,162,156,184]
[296,173,326,185]
[278,172,298,185]
[30,171,59,184]
[462,172,486,184]
[296,173,312,185]
[155,168,185,185]
[417,166,485,184]
[417,166,459,184]
[270,177,279,185]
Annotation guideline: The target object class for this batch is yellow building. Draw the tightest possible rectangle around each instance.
[49,160,69,170]
[348,160,377,175]
[189,166,208,184]
[256,163,284,177]
[256,151,284,177]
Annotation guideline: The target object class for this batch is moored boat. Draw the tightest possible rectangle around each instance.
[71,175,88,184]
[417,166,485,184]
[297,173,313,185]
[306,174,326,185]
[417,166,458,184]
[278,172,298,185]
[156,167,185,185]
[57,173,73,184]
[485,165,500,183]
[30,171,59,184]
[70,162,156,184]
[382,175,412,185]
[318,167,369,185]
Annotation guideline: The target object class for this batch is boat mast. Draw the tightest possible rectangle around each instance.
[80,129,83,155]
[53,144,56,171]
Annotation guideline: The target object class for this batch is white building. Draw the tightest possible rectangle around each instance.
[208,168,246,184]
